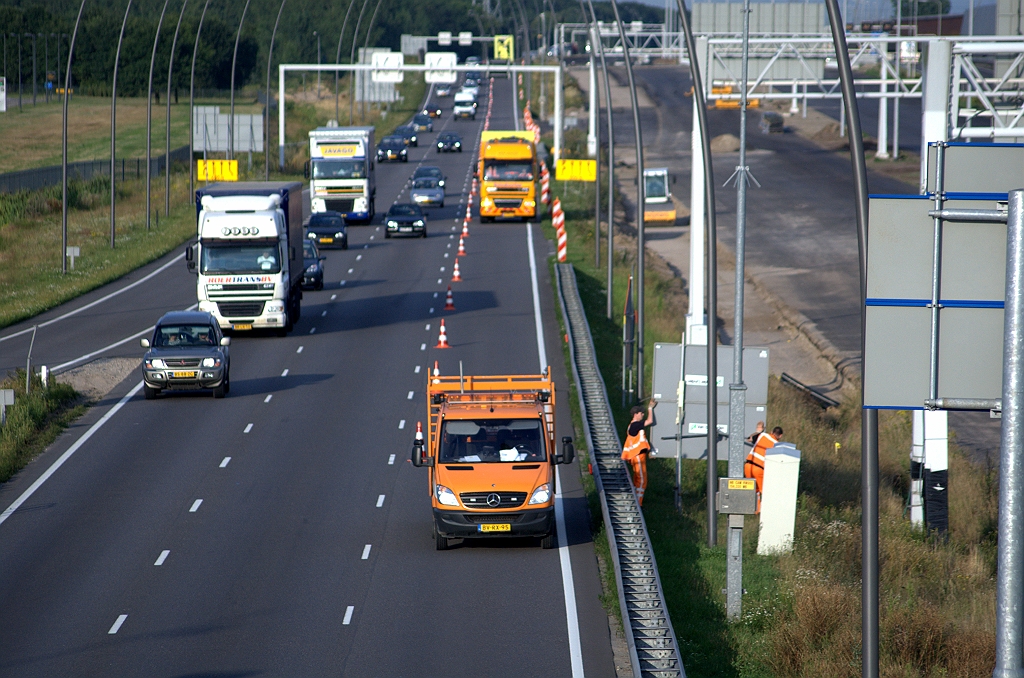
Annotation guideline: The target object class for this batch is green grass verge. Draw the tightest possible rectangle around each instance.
[0,371,85,484]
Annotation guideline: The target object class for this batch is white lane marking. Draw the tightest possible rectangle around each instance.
[388,454,396,465]
[370,235,375,240]
[356,254,362,261]
[414,365,421,373]
[429,308,435,314]
[375,226,380,231]
[348,268,354,273]
[425,324,430,331]
[331,294,337,300]
[444,252,449,258]
[343,606,354,625]
[265,394,273,403]
[281,369,289,377]
[309,327,316,334]
[297,346,304,353]
[433,292,438,298]
[363,244,368,249]
[437,278,442,284]
[220,457,231,468]
[376,495,385,507]
[407,391,414,400]
[155,550,170,566]
[341,280,346,286]
[321,310,327,317]
[189,499,203,513]
[108,614,128,634]
[420,343,426,351]
[244,423,253,433]
[399,419,406,429]
[526,222,583,678]
[361,544,372,560]
[0,254,185,344]
[0,381,144,529]
[439,266,445,272]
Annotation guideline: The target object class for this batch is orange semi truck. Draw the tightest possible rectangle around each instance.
[411,368,575,550]
[477,130,538,222]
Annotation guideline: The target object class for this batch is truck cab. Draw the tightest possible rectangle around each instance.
[412,369,573,550]
[643,167,677,224]
[478,131,538,222]
[307,126,376,224]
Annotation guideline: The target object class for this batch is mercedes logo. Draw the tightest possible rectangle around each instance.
[486,493,501,508]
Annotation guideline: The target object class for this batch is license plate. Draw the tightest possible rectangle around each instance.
[400,227,412,232]
[478,524,511,533]
[319,237,333,243]
[233,323,252,331]
[172,371,197,378]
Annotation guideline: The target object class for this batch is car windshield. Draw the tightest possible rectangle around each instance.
[309,215,345,230]
[303,242,317,259]
[388,205,419,217]
[312,159,365,180]
[439,134,459,142]
[155,324,217,348]
[201,243,282,274]
[439,419,546,463]
[397,126,414,135]
[382,137,403,146]
[414,115,431,124]
[413,179,439,189]
[484,160,534,181]
[415,168,443,179]
[645,174,668,199]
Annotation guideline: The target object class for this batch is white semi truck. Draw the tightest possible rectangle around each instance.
[307,125,376,224]
[188,182,305,336]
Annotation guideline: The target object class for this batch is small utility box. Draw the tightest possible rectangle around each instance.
[717,477,757,514]
[0,389,14,426]
[757,442,801,555]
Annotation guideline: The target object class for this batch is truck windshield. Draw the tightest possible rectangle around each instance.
[439,419,546,463]
[312,159,366,179]
[201,243,282,274]
[483,160,533,181]
[645,173,668,200]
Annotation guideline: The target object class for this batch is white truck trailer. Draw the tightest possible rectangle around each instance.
[307,125,376,224]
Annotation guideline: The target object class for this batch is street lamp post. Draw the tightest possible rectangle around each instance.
[111,0,134,249]
[16,33,22,111]
[42,33,48,104]
[145,0,172,231]
[266,0,286,180]
[348,0,372,125]
[335,0,358,123]
[61,0,87,275]
[189,0,212,198]
[26,33,36,106]
[360,0,387,121]
[166,0,189,216]
[313,30,320,99]
[228,0,252,161]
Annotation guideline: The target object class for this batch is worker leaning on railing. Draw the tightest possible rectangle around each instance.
[622,399,657,506]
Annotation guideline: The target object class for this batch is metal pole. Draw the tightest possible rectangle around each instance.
[26,326,37,395]
[62,0,87,276]
[994,189,1024,678]
[44,33,48,104]
[591,27,600,268]
[608,0,645,399]
[146,0,172,231]
[676,0,720,548]
[18,33,22,111]
[823,0,876,675]
[189,0,211,199]
[929,142,945,401]
[314,31,320,99]
[266,0,286,181]
[111,0,133,250]
[348,0,372,126]
[29,33,35,106]
[166,0,188,215]
[335,0,358,123]
[361,0,388,122]
[229,0,252,161]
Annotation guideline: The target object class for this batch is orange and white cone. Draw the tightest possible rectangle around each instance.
[431,362,440,383]
[540,161,551,206]
[435,319,450,348]
[458,237,466,256]
[552,198,567,263]
[461,221,470,238]
[451,258,463,282]
[416,421,425,441]
[444,286,456,311]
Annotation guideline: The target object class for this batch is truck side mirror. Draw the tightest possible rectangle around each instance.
[303,161,310,180]
[185,245,193,262]
[411,439,433,467]
[187,260,196,272]
[560,436,575,465]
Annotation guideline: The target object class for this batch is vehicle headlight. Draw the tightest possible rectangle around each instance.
[306,264,318,273]
[482,198,493,207]
[524,200,536,207]
[437,143,444,148]
[411,135,417,142]
[202,357,221,368]
[435,484,459,507]
[454,142,461,147]
[413,220,425,227]
[401,149,407,155]
[266,302,285,313]
[335,231,345,238]
[387,220,398,228]
[528,483,551,505]
[146,358,167,369]
[438,180,445,187]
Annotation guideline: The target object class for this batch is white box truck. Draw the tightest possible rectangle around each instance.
[188,182,304,336]
[307,125,376,224]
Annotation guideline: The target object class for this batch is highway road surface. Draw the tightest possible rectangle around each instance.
[0,76,617,677]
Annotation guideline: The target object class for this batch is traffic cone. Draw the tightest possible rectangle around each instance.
[451,258,462,282]
[458,237,466,256]
[433,360,440,376]
[416,421,425,441]
[435,319,450,348]
[444,286,456,311]
[461,221,470,237]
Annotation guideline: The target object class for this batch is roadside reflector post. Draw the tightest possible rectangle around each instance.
[0,389,14,426]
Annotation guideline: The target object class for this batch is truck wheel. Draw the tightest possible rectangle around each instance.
[541,533,556,549]
[144,384,159,400]
[436,532,450,550]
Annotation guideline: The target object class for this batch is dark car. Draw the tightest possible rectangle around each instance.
[306,211,347,249]
[302,240,325,291]
[394,124,419,147]
[422,104,443,118]
[412,165,446,188]
[384,203,427,238]
[140,311,230,399]
[436,132,462,153]
[412,114,434,132]
[377,135,408,162]
[465,70,482,82]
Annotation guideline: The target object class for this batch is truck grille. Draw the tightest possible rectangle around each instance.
[218,301,265,318]
[325,199,355,213]
[463,513,524,524]
[163,358,201,367]
[460,491,526,509]
[494,199,523,209]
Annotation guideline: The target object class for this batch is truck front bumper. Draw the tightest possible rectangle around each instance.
[199,300,287,331]
[433,506,554,539]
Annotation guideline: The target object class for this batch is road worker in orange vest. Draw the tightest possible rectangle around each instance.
[622,400,657,506]
[745,426,783,511]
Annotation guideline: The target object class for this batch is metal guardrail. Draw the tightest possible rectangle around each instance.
[0,145,191,195]
[555,263,685,678]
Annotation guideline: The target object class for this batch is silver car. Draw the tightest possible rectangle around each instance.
[409,178,445,207]
[140,311,231,399]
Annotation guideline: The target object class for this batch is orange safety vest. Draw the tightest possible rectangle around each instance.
[744,432,778,492]
[622,427,651,505]
[621,428,651,461]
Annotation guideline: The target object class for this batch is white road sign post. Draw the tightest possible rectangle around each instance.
[438,31,452,47]
[425,52,457,84]
[0,77,6,112]
[458,31,473,46]
[371,52,404,83]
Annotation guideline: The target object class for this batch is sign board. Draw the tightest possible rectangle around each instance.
[556,159,597,182]
[371,52,404,83]
[494,35,514,61]
[926,142,1024,195]
[864,196,1006,408]
[650,343,769,460]
[425,52,458,84]
[438,31,452,46]
[458,31,473,46]
[316,143,360,158]
[197,160,239,182]
[0,77,6,112]
[192,107,264,153]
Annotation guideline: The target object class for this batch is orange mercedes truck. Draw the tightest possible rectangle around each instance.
[477,130,538,222]
[411,368,574,550]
